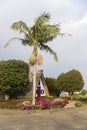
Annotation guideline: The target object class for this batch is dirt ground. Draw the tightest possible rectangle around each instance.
[0,106,87,130]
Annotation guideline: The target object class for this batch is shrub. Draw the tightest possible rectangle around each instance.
[70,94,87,102]
[71,94,80,100]
[0,59,29,98]
[74,101,82,107]
[80,90,87,96]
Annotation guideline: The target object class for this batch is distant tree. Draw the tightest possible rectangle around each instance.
[45,77,58,96]
[57,69,84,95]
[0,60,29,99]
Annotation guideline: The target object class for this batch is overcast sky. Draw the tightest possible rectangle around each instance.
[0,0,87,89]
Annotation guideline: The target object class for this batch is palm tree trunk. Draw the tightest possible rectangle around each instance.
[32,63,37,105]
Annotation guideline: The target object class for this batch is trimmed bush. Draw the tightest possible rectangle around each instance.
[0,59,29,98]
[74,101,82,107]
[80,90,87,96]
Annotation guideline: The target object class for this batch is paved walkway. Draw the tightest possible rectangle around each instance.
[0,106,87,130]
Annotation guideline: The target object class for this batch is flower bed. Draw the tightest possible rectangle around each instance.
[20,98,69,110]
[0,101,22,109]
[0,98,69,110]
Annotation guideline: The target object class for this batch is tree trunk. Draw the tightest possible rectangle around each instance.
[32,63,37,105]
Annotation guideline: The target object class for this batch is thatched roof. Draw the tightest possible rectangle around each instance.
[25,69,49,98]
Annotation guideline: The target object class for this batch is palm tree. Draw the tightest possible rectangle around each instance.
[4,12,63,105]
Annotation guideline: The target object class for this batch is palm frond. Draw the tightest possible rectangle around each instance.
[37,24,60,44]
[22,39,33,46]
[4,37,33,48]
[4,37,23,48]
[38,43,58,61]
[35,12,50,26]
[11,21,30,35]
[45,24,60,40]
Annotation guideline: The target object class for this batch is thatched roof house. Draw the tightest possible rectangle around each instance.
[24,69,49,98]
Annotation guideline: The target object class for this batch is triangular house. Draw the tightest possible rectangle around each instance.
[25,68,49,98]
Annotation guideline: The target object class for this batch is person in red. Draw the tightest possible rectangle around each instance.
[37,80,41,99]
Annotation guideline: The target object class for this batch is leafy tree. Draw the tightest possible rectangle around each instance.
[0,60,29,98]
[57,69,84,95]
[45,77,58,96]
[4,12,63,105]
